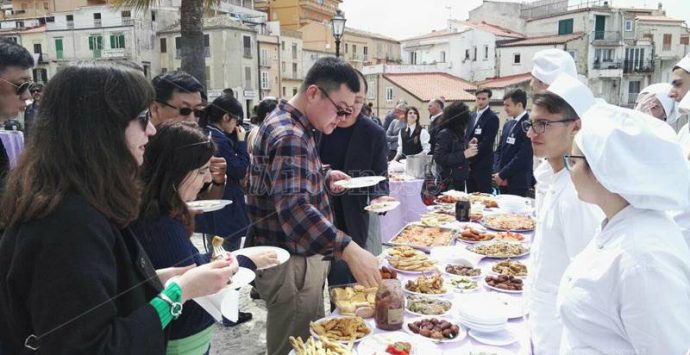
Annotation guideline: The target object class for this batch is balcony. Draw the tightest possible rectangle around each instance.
[37,52,49,63]
[299,0,337,14]
[591,31,622,46]
[102,48,129,59]
[260,58,271,68]
[591,60,623,78]
[623,60,654,74]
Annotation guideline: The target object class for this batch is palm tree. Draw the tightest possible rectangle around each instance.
[111,0,219,87]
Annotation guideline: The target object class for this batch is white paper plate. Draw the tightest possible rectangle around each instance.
[364,200,400,213]
[186,199,232,213]
[491,293,528,319]
[335,176,386,189]
[468,329,518,346]
[482,277,524,294]
[403,317,467,343]
[357,331,435,355]
[232,246,290,271]
[309,316,373,344]
[226,267,255,289]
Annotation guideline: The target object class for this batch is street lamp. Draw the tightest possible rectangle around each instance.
[331,9,346,58]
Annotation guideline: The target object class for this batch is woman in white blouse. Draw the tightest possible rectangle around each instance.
[558,103,690,354]
[394,106,430,161]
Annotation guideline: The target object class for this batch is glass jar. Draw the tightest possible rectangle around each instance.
[375,279,405,330]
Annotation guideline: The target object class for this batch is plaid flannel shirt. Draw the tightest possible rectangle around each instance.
[246,100,352,258]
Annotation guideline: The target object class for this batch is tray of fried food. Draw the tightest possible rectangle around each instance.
[309,316,371,343]
[386,246,436,273]
[469,192,499,208]
[420,212,456,227]
[457,226,496,243]
[329,284,377,318]
[482,214,535,231]
[491,258,528,277]
[289,336,355,355]
[404,273,449,295]
[389,224,456,249]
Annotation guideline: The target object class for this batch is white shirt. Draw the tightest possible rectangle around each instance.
[396,124,431,156]
[430,112,442,124]
[528,164,603,354]
[557,206,690,354]
[678,122,690,159]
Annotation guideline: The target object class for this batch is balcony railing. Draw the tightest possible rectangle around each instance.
[591,31,621,44]
[623,60,654,74]
[593,60,622,70]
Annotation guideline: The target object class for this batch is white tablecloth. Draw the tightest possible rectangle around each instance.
[380,179,428,242]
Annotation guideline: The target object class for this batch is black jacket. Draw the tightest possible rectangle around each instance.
[0,194,166,355]
[434,128,469,184]
[319,116,389,247]
[428,114,443,155]
[493,113,533,190]
[465,109,499,173]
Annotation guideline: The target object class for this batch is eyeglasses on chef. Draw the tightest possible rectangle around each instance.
[521,118,577,134]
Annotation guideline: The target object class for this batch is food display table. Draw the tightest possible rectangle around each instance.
[380,178,428,243]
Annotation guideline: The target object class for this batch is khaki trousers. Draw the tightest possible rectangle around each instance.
[255,254,329,355]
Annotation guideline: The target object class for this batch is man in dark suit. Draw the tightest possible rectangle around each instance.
[319,70,391,286]
[493,89,533,196]
[465,88,499,193]
[427,98,444,155]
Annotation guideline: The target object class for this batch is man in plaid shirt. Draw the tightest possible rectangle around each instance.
[246,57,381,355]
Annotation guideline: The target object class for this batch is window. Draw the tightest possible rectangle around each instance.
[260,48,269,66]
[484,45,489,60]
[291,43,297,59]
[160,38,167,53]
[281,61,286,74]
[663,34,672,51]
[345,44,348,53]
[94,13,102,27]
[472,46,477,61]
[261,71,269,89]
[385,87,393,102]
[367,80,375,99]
[66,14,73,28]
[121,10,132,25]
[281,41,285,51]
[161,67,167,74]
[353,45,357,55]
[204,34,210,57]
[46,16,54,23]
[624,20,633,32]
[205,66,210,88]
[88,35,103,58]
[594,48,613,62]
[110,33,125,49]
[363,46,368,59]
[293,88,297,96]
[33,43,42,54]
[175,37,181,58]
[558,18,574,35]
[151,11,156,22]
[682,36,690,45]
[55,38,63,59]
[292,63,298,77]
[244,66,252,88]
[243,35,252,58]
[465,49,470,60]
[628,80,641,104]
[440,51,446,63]
[513,53,521,64]
[282,86,286,97]
[32,68,47,83]
[410,51,417,65]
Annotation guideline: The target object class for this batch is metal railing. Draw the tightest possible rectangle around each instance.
[593,61,622,70]
[591,31,621,43]
[623,60,654,74]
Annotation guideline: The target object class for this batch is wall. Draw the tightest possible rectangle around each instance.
[468,1,525,34]
[258,34,281,98]
[497,44,565,77]
[280,32,303,98]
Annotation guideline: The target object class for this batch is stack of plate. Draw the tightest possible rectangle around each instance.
[456,294,508,333]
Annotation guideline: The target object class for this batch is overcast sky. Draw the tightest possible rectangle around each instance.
[340,0,690,41]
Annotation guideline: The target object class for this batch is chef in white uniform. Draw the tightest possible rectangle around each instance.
[634,83,678,122]
[524,73,604,354]
[558,103,690,354]
[672,54,690,157]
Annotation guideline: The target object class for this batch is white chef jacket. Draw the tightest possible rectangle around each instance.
[670,123,690,247]
[528,164,603,354]
[557,206,690,354]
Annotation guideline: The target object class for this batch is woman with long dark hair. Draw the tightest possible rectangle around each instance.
[0,63,233,354]
[433,101,478,191]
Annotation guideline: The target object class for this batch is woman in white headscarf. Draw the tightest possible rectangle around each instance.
[558,103,690,354]
[634,83,677,122]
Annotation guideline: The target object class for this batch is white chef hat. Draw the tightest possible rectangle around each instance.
[576,103,690,211]
[638,83,678,124]
[547,73,595,118]
[674,53,690,73]
[531,49,578,85]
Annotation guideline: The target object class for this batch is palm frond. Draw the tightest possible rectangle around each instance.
[109,0,222,12]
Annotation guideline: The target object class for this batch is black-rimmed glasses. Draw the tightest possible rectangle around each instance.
[156,100,204,118]
[137,110,150,130]
[316,86,353,118]
[0,77,32,96]
[563,154,586,171]
[521,118,577,134]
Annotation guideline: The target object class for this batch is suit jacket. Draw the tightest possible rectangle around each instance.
[428,114,443,155]
[494,112,533,190]
[465,108,499,175]
[319,116,389,247]
[0,194,166,354]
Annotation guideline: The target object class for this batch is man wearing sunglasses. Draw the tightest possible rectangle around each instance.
[0,39,34,197]
[524,73,603,354]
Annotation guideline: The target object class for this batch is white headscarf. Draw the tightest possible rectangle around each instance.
[675,53,690,73]
[547,73,595,118]
[532,49,578,85]
[636,83,678,124]
[576,103,690,211]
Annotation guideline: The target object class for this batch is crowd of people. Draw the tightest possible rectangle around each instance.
[0,33,690,355]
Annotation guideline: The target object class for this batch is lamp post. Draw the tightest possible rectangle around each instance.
[331,9,346,58]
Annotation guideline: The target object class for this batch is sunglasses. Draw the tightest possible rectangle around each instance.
[156,100,204,118]
[316,86,353,118]
[137,110,150,130]
[0,77,32,96]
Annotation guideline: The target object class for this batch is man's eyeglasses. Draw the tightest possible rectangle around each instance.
[521,118,577,134]
[317,86,353,118]
[0,77,32,96]
[156,100,204,118]
[137,110,150,130]
[563,154,586,171]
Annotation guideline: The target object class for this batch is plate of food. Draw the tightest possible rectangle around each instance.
[289,336,357,355]
[493,231,527,242]
[469,193,499,208]
[231,246,290,271]
[448,276,479,293]
[187,199,232,213]
[457,227,496,244]
[388,224,456,250]
[386,246,437,274]
[419,212,456,227]
[434,194,463,205]
[364,200,400,213]
[490,259,528,278]
[405,296,452,317]
[310,316,372,344]
[426,204,454,215]
[329,284,378,318]
[483,275,524,294]
[357,331,435,355]
[443,263,482,279]
[467,241,530,259]
[481,214,535,232]
[380,266,398,280]
[403,274,450,297]
[335,176,386,189]
[404,317,467,343]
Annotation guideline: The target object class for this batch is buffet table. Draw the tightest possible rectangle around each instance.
[379,178,428,243]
